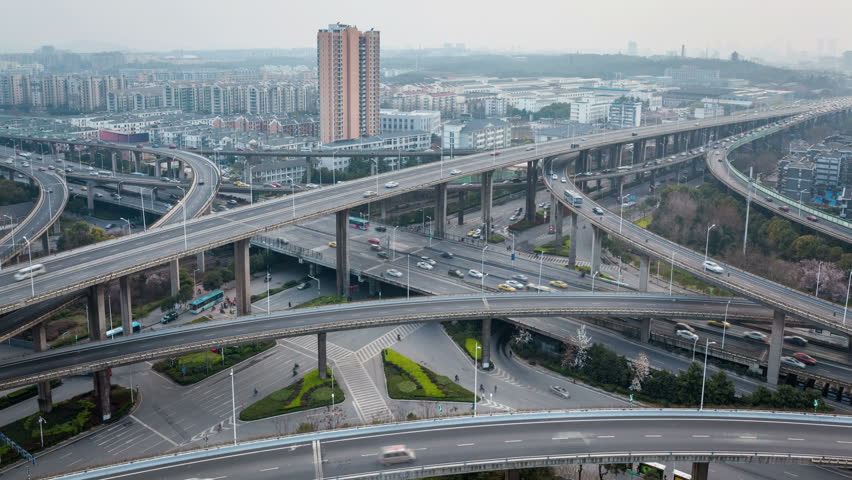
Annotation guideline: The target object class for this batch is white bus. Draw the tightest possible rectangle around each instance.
[616,165,632,172]
[14,264,46,281]
[563,189,583,208]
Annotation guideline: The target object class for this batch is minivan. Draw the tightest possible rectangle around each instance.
[14,264,46,281]
[378,445,416,465]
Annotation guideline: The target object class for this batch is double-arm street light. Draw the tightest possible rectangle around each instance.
[703,223,716,264]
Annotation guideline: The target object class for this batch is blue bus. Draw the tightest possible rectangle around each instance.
[189,289,225,314]
[129,172,146,176]
[348,216,369,230]
[106,321,142,338]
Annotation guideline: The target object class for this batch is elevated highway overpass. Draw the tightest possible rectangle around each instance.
[37,410,852,480]
[0,293,775,390]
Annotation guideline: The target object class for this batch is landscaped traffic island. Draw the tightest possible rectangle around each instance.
[382,349,476,402]
[239,368,345,421]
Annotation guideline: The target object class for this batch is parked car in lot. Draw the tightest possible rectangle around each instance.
[550,385,571,398]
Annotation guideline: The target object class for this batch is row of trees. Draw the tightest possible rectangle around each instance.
[0,178,37,207]
[511,327,824,411]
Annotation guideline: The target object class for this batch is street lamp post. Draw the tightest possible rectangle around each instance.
[119,217,131,235]
[285,174,296,218]
[691,336,699,362]
[229,368,237,446]
[591,271,599,293]
[480,245,488,292]
[844,270,852,326]
[22,236,34,296]
[391,226,399,261]
[722,300,731,349]
[406,254,411,301]
[176,186,188,250]
[699,339,717,411]
[472,344,481,417]
[537,252,543,293]
[308,274,321,298]
[703,224,716,264]
[669,250,675,295]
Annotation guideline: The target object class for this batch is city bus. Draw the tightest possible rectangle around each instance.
[189,289,225,314]
[129,172,146,176]
[563,189,583,208]
[348,216,370,230]
[106,321,142,338]
[616,165,633,172]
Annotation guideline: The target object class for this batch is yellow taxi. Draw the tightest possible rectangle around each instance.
[497,283,516,292]
[549,280,569,289]
[328,241,337,248]
[707,320,731,328]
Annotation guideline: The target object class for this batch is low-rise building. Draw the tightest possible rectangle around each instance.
[379,109,441,135]
[442,118,511,151]
[777,156,814,199]
[608,102,642,129]
[250,158,308,185]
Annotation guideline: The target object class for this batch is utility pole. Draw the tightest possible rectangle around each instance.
[743,166,752,255]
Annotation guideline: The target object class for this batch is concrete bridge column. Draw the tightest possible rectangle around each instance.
[457,191,466,225]
[767,310,785,385]
[639,254,650,292]
[166,160,173,179]
[610,144,621,167]
[317,332,328,379]
[335,209,351,296]
[578,150,589,172]
[637,139,647,164]
[568,211,578,268]
[590,226,603,277]
[88,284,112,421]
[133,151,141,172]
[234,239,251,315]
[197,251,206,273]
[434,183,447,238]
[552,193,563,247]
[594,150,603,170]
[379,198,387,222]
[41,232,50,252]
[111,152,118,173]
[639,318,651,343]
[481,171,493,236]
[87,181,95,214]
[650,168,657,189]
[119,276,133,336]
[179,160,185,178]
[154,158,161,177]
[52,219,61,235]
[655,136,665,158]
[691,462,709,480]
[481,318,492,368]
[525,160,538,223]
[33,323,53,412]
[368,278,378,296]
[169,259,180,298]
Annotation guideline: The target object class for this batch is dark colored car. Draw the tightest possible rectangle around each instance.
[375,226,387,232]
[441,252,454,259]
[377,251,389,259]
[448,269,465,278]
[160,311,179,324]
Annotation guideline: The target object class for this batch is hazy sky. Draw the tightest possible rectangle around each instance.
[2,0,850,57]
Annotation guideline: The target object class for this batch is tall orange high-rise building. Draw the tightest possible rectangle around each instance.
[317,23,380,144]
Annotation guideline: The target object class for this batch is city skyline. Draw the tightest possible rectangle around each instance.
[1,0,851,59]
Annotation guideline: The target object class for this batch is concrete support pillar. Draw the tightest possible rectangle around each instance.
[639,318,651,343]
[166,160,172,178]
[568,212,578,268]
[380,198,387,222]
[197,250,206,273]
[87,181,95,213]
[481,171,493,237]
[155,158,161,177]
[368,278,377,296]
[481,318,492,368]
[434,183,447,238]
[639,255,650,292]
[578,150,589,172]
[591,226,602,275]
[119,276,133,336]
[335,209,351,296]
[169,259,180,297]
[650,168,657,189]
[610,144,621,167]
[133,151,141,172]
[88,284,112,421]
[41,232,49,252]
[111,152,118,173]
[552,193,564,247]
[457,191,466,225]
[234,239,251,315]
[525,160,538,222]
[767,309,785,385]
[317,332,328,379]
[33,323,53,412]
[52,218,61,235]
[691,462,709,480]
[179,160,185,178]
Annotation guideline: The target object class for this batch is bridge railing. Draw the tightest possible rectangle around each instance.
[251,235,323,261]
[725,127,852,230]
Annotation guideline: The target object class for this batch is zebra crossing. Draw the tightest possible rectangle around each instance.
[516,251,618,273]
[355,323,424,364]
[282,336,393,424]
[484,365,545,396]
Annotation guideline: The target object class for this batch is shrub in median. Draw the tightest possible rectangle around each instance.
[154,341,275,385]
[239,368,344,421]
[382,349,475,402]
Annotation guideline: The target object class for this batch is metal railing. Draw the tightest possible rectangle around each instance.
[251,235,323,261]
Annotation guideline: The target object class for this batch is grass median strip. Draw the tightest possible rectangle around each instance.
[153,341,275,385]
[382,349,475,402]
[239,368,344,421]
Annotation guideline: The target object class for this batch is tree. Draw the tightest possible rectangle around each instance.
[630,352,650,392]
[746,386,773,407]
[789,235,830,261]
[582,344,631,387]
[676,362,704,406]
[571,324,592,369]
[57,221,111,251]
[704,370,735,406]
[641,370,678,403]
[510,328,532,347]
[176,268,194,302]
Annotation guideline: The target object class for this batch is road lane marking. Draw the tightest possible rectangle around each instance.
[644,435,662,438]
[787,438,804,441]
[130,414,179,447]
[784,473,799,478]
[597,435,615,438]
[457,443,475,446]
[259,467,279,472]
[504,439,523,443]
[837,440,852,444]
[691,435,710,438]
[739,435,757,439]
[361,453,375,457]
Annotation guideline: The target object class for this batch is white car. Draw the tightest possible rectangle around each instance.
[744,331,768,342]
[781,356,806,369]
[505,280,525,289]
[363,190,377,198]
[702,260,724,274]
[420,256,436,265]
[384,181,399,188]
[450,169,462,175]
[550,385,571,399]
[468,269,484,278]
[560,177,567,183]
[416,261,433,270]
[551,174,558,180]
[676,329,699,342]
[385,269,403,278]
